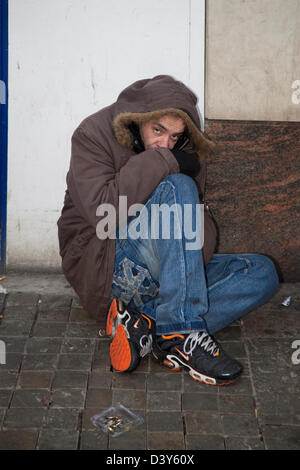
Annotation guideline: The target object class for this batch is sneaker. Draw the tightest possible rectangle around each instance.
[152,331,243,385]
[106,298,154,372]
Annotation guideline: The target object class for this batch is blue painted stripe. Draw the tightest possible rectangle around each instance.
[0,0,8,270]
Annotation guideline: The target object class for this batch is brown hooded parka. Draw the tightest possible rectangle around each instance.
[57,75,217,329]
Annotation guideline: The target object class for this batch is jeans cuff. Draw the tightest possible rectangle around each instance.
[155,319,207,336]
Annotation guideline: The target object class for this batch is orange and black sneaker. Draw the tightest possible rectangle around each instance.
[106,298,154,372]
[152,331,243,386]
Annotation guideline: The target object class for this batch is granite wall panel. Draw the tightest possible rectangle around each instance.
[203,120,300,281]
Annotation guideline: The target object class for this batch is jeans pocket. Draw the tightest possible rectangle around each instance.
[112,257,159,308]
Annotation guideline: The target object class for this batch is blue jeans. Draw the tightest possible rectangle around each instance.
[111,174,279,335]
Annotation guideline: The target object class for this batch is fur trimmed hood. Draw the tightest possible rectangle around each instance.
[113,75,214,161]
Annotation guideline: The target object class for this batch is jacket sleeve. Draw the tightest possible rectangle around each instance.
[67,126,179,230]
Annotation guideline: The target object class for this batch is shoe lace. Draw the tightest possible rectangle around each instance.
[183,331,220,357]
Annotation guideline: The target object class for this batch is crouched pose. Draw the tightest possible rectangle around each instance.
[58,75,279,385]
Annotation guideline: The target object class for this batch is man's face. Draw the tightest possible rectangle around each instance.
[140,115,185,150]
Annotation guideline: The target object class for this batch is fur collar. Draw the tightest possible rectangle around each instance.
[113,108,214,161]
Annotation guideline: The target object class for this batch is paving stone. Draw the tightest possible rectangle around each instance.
[2,306,37,321]
[94,338,111,354]
[218,376,253,395]
[37,429,79,450]
[0,353,23,370]
[222,414,260,437]
[185,434,225,450]
[147,391,181,411]
[112,372,146,390]
[44,407,80,429]
[21,354,59,371]
[147,411,184,432]
[147,431,185,450]
[52,370,88,389]
[247,338,297,370]
[263,424,300,450]
[246,338,278,363]
[2,336,27,353]
[80,429,108,450]
[109,429,146,450]
[184,411,223,435]
[88,371,113,389]
[255,389,300,426]
[92,354,112,371]
[133,357,150,372]
[4,407,46,428]
[0,320,33,337]
[113,389,147,410]
[85,388,112,408]
[219,394,255,414]
[0,408,5,427]
[57,354,93,371]
[51,389,86,408]
[214,325,242,342]
[147,372,182,391]
[66,323,98,338]
[18,371,53,389]
[182,392,218,412]
[252,367,294,395]
[0,371,18,388]
[25,337,62,354]
[0,389,13,407]
[0,294,7,312]
[32,322,67,337]
[37,308,70,322]
[216,341,247,359]
[62,338,95,354]
[225,436,265,450]
[10,389,53,408]
[243,287,300,339]
[82,407,106,430]
[38,294,72,310]
[5,292,39,307]
[0,430,39,449]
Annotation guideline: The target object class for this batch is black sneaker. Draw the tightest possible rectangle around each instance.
[152,331,243,385]
[106,298,154,372]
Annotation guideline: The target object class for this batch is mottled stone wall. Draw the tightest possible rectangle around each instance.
[203,120,300,282]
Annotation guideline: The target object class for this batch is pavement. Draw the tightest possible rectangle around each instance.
[0,271,299,450]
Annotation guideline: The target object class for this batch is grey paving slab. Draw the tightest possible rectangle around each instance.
[37,429,79,450]
[0,429,39,450]
[0,278,299,450]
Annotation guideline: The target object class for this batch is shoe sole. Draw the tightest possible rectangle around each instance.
[107,299,151,372]
[152,352,240,386]
[106,298,118,337]
[110,324,140,372]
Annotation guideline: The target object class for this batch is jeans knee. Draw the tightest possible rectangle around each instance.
[163,173,194,185]
[160,173,198,199]
[252,254,279,295]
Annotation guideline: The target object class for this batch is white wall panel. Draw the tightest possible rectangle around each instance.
[7,0,205,269]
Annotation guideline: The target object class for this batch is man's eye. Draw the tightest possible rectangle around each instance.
[171,135,180,141]
[153,128,161,134]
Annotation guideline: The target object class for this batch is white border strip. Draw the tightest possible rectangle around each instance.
[189,0,206,130]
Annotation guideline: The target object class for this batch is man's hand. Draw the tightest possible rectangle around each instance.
[171,149,200,177]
